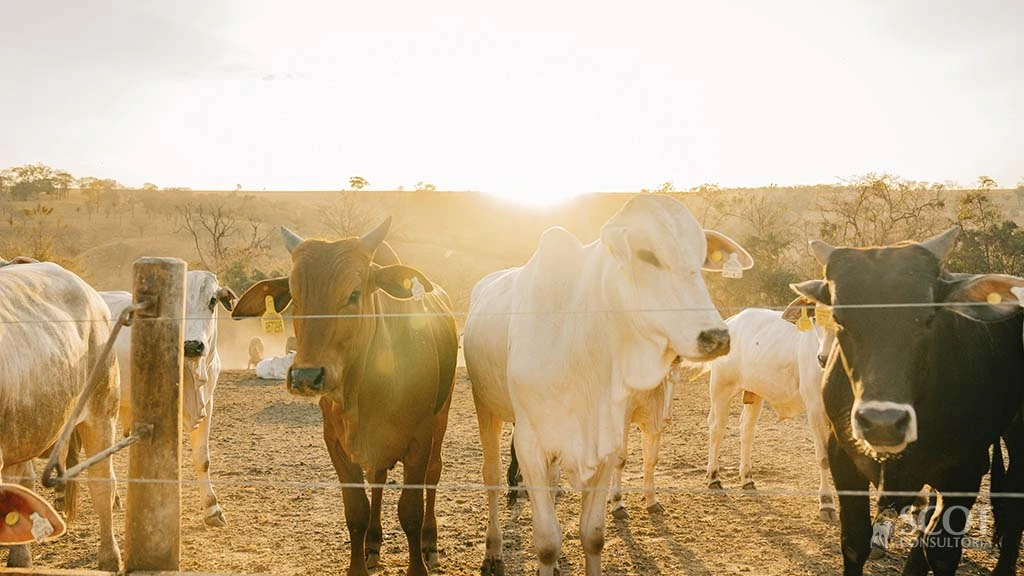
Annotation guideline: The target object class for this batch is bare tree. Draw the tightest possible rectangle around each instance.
[817,174,947,247]
[320,190,377,238]
[349,176,368,190]
[177,198,272,271]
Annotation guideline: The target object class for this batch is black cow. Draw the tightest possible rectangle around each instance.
[790,226,1024,576]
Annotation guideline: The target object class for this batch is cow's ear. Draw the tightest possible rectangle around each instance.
[781,296,817,323]
[941,273,1024,322]
[216,287,239,312]
[0,483,66,545]
[372,265,434,300]
[601,226,631,263]
[702,230,754,272]
[790,279,831,307]
[231,277,292,319]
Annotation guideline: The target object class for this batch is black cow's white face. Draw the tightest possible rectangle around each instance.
[792,227,1024,457]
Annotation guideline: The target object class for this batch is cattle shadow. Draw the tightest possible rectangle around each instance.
[254,401,322,427]
[236,375,283,388]
[609,514,663,575]
[643,512,717,575]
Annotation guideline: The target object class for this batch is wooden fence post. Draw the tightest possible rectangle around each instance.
[125,257,186,573]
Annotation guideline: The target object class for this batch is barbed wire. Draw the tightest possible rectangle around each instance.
[0,300,1014,325]
[6,474,1022,500]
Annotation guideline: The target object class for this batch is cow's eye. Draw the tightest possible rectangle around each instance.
[347,290,361,305]
[636,249,662,268]
[208,297,217,311]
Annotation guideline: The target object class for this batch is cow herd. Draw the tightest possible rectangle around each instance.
[2,194,1024,575]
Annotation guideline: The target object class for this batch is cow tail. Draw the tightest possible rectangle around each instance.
[63,429,82,527]
[991,437,1007,548]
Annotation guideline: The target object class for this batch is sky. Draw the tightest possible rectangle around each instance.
[0,0,1021,205]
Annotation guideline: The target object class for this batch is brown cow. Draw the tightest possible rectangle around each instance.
[232,218,458,576]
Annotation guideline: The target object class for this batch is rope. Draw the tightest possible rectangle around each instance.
[41,302,149,489]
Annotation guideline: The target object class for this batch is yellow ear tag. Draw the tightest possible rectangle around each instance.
[815,305,836,331]
[987,292,1002,304]
[261,295,285,335]
[796,307,813,332]
[709,249,723,263]
[722,253,743,279]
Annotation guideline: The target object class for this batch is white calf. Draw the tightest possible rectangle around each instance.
[704,301,837,522]
[100,270,236,527]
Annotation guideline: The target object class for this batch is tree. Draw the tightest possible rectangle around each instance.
[78,177,120,220]
[1014,179,1024,206]
[321,190,377,238]
[688,182,731,228]
[349,176,368,190]
[52,170,74,199]
[142,182,159,191]
[176,196,273,276]
[414,181,436,193]
[947,180,1024,275]
[7,163,56,200]
[4,203,68,261]
[817,174,947,247]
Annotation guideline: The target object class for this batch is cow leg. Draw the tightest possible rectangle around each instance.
[829,437,871,576]
[609,423,630,520]
[421,397,450,571]
[640,423,664,513]
[365,469,386,570]
[322,401,371,576]
[3,460,34,568]
[189,398,225,527]
[737,396,763,490]
[515,427,562,576]
[78,419,122,572]
[992,425,1024,576]
[921,488,979,576]
[807,407,837,523]
[706,374,733,490]
[580,461,613,576]
[474,404,505,576]
[398,437,430,576]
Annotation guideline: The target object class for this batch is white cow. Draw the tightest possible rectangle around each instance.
[0,262,121,570]
[247,337,265,369]
[465,195,752,576]
[704,302,837,522]
[100,270,236,527]
[255,351,295,380]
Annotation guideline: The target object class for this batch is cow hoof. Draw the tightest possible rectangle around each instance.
[6,544,31,568]
[204,509,227,527]
[422,545,439,570]
[741,481,756,491]
[98,549,122,573]
[366,549,381,570]
[646,501,665,515]
[818,507,839,524]
[868,545,886,561]
[480,558,505,576]
[708,479,724,491]
[611,505,630,520]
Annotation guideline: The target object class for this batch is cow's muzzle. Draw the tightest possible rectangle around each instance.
[288,367,325,396]
[852,402,917,454]
[184,340,206,358]
[697,328,730,359]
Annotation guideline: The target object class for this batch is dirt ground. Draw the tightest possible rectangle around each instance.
[10,368,1021,575]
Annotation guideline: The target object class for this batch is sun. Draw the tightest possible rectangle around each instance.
[481,185,583,209]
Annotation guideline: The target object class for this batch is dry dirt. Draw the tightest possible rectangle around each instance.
[8,369,1021,575]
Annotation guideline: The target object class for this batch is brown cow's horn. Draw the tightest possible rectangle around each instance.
[280,227,304,253]
[360,217,392,253]
[920,226,961,262]
[809,240,835,266]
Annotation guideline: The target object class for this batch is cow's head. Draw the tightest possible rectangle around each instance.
[601,195,752,363]
[230,218,435,399]
[791,226,1024,456]
[781,296,836,368]
[184,271,237,361]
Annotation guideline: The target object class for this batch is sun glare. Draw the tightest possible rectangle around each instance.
[481,186,583,209]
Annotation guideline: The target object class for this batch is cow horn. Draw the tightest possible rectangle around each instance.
[360,217,393,253]
[280,226,304,253]
[809,240,835,266]
[920,226,961,262]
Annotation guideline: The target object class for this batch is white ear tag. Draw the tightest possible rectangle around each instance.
[722,253,744,279]
[410,277,426,301]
